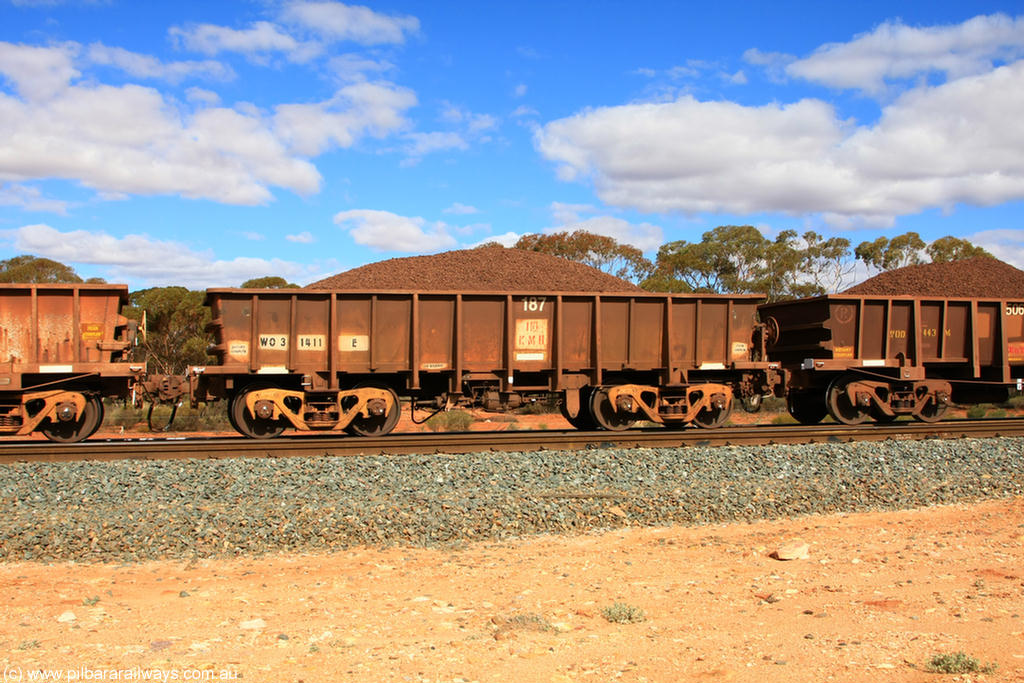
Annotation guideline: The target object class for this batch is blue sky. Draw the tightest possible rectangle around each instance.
[2,0,1024,288]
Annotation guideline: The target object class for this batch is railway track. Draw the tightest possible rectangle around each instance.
[3,418,1024,463]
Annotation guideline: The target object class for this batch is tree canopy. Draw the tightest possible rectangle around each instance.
[124,287,210,374]
[514,230,652,282]
[0,254,88,283]
[240,276,299,288]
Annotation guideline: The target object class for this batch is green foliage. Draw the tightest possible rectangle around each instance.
[515,230,653,282]
[425,410,475,432]
[241,276,299,288]
[0,254,84,283]
[601,602,646,624]
[124,287,211,374]
[924,652,996,674]
[966,404,988,419]
[855,232,926,272]
[926,236,994,263]
[641,226,851,301]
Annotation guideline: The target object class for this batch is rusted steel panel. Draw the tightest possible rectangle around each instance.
[760,294,1024,375]
[0,283,130,369]
[203,289,768,387]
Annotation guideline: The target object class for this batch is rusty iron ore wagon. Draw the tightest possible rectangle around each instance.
[0,283,141,441]
[760,294,1024,425]
[189,289,779,438]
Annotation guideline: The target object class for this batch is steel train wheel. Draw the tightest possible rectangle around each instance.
[42,395,104,443]
[692,398,732,429]
[231,383,286,439]
[826,375,871,425]
[786,391,828,425]
[560,387,597,430]
[345,384,401,436]
[589,387,636,431]
[913,397,948,423]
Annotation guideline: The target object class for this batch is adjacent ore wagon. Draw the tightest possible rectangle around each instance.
[191,289,779,438]
[0,283,140,441]
[760,294,1024,425]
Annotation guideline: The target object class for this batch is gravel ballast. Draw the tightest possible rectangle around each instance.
[2,438,1022,563]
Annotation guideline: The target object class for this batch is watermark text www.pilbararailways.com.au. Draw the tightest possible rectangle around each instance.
[3,666,239,682]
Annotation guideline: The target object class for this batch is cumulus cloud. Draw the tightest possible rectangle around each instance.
[443,202,479,215]
[281,1,419,45]
[334,209,457,252]
[9,223,313,287]
[273,81,416,156]
[536,59,1024,223]
[86,43,234,82]
[547,203,663,251]
[286,231,315,243]
[169,21,313,61]
[0,183,69,213]
[786,13,1024,95]
[0,42,416,205]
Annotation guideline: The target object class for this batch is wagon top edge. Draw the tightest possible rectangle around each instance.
[204,288,769,301]
[759,293,1024,308]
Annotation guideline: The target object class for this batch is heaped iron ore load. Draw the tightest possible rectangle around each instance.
[0,283,140,441]
[306,248,645,292]
[190,289,778,437]
[760,294,1024,425]
[844,257,1024,298]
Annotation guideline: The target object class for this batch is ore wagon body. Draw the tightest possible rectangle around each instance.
[0,283,139,441]
[192,289,778,437]
[760,294,1024,424]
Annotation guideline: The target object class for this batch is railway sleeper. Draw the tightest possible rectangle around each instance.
[603,383,735,428]
[241,386,397,434]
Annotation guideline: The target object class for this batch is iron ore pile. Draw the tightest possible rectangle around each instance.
[2,438,1022,563]
[307,247,643,292]
[845,257,1024,298]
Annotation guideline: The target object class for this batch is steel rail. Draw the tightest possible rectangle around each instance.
[2,418,1023,464]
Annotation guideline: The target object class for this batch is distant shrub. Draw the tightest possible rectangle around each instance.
[425,410,475,432]
[925,652,996,674]
[602,602,645,624]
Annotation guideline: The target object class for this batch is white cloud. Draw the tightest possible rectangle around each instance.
[329,53,395,82]
[281,1,419,45]
[86,43,233,82]
[0,42,416,205]
[443,202,479,215]
[536,59,1024,223]
[0,41,79,101]
[786,13,1024,95]
[9,223,312,287]
[169,21,313,61]
[547,203,662,251]
[286,231,315,243]
[334,209,457,252]
[273,81,416,156]
[967,228,1024,270]
[514,83,527,97]
[403,131,467,158]
[0,183,69,213]
[473,231,520,247]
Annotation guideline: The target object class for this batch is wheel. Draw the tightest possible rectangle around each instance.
[913,396,948,423]
[42,395,104,443]
[826,375,871,425]
[786,391,828,425]
[589,387,636,431]
[560,387,597,430]
[345,384,401,436]
[231,383,286,439]
[693,395,732,429]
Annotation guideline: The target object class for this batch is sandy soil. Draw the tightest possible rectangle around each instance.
[2,497,1023,683]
